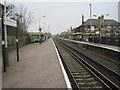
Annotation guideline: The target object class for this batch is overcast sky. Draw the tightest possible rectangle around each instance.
[0,0,119,34]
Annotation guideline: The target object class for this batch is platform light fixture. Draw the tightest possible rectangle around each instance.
[39,16,46,43]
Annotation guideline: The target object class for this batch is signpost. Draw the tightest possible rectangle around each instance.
[16,20,19,62]
[6,17,17,27]
[3,0,9,70]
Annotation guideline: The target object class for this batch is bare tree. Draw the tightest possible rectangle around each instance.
[6,4,17,18]
[6,4,34,32]
[17,5,34,31]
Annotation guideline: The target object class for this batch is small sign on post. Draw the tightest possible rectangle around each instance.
[6,17,17,27]
[91,26,95,32]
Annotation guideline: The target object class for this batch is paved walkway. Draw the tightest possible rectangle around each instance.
[3,38,67,88]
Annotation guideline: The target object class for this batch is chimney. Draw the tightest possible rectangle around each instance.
[82,14,84,24]
[101,15,104,22]
[98,16,100,19]
[98,15,104,22]
[70,27,72,31]
[101,15,104,20]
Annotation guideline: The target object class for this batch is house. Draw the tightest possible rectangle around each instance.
[74,18,119,37]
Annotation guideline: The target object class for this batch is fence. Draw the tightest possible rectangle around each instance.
[8,36,27,49]
[89,37,120,46]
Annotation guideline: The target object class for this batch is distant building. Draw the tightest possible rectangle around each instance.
[72,18,119,37]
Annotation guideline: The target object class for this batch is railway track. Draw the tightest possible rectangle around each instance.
[53,38,120,90]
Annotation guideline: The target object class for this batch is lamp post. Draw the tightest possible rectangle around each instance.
[39,16,46,43]
[93,14,109,43]
[2,5,7,72]
[89,4,92,37]
[39,16,46,31]
[15,14,22,62]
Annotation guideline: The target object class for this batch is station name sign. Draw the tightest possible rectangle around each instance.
[6,17,17,27]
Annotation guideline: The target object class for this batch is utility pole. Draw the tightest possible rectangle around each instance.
[2,13,6,72]
[99,16,102,43]
[39,18,42,43]
[89,4,92,39]
[90,4,92,19]
[39,16,46,43]
[4,0,9,67]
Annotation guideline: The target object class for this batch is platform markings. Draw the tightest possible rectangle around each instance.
[52,39,72,89]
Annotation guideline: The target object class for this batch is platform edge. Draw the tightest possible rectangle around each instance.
[52,39,72,89]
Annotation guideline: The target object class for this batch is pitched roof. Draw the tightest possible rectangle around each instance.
[83,19,118,26]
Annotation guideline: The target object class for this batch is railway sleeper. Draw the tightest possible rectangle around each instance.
[74,75,91,78]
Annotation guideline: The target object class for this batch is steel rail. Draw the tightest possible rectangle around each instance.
[54,40,79,90]
[60,40,120,90]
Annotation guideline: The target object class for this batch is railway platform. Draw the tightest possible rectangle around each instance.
[60,38,120,52]
[60,38,120,67]
[54,38,120,89]
[2,38,70,88]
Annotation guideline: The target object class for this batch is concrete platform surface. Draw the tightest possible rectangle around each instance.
[3,38,67,88]
[61,38,120,52]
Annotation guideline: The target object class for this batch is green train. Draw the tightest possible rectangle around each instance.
[28,32,51,43]
[30,37,35,43]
